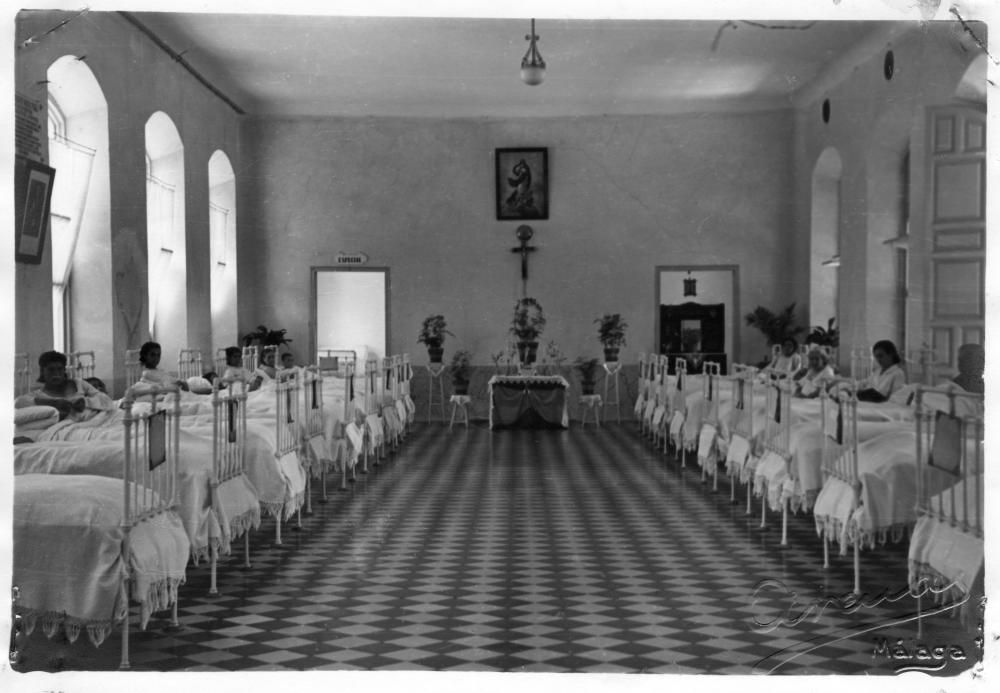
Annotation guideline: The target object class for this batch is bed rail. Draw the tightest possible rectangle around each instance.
[209,377,252,592]
[68,350,96,380]
[242,345,258,372]
[178,349,203,381]
[914,387,984,535]
[698,364,723,489]
[269,368,303,544]
[124,349,142,390]
[215,348,227,375]
[849,347,872,382]
[757,378,794,540]
[726,365,758,512]
[911,386,984,628]
[119,386,183,668]
[318,349,357,375]
[818,383,861,588]
[15,352,31,397]
[663,357,687,458]
[298,365,326,511]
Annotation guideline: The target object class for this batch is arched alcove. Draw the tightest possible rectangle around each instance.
[208,149,238,352]
[809,147,842,330]
[46,56,112,380]
[145,111,188,364]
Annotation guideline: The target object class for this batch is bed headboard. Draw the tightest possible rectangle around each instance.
[178,349,203,381]
[124,349,142,390]
[15,352,32,397]
[68,350,96,380]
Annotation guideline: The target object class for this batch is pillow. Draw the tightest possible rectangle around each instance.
[186,376,214,395]
[14,405,60,426]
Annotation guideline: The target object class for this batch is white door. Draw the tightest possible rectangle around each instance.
[314,269,388,367]
[925,105,985,378]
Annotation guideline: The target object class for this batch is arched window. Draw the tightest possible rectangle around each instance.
[208,150,237,351]
[809,147,842,330]
[46,56,111,373]
[145,112,188,362]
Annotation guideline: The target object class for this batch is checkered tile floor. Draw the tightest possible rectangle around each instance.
[13,423,980,674]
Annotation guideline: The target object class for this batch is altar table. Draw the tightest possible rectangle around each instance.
[488,375,570,430]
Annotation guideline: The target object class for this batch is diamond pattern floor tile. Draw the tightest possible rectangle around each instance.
[12,423,982,675]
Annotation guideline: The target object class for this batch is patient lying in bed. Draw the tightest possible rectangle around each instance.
[14,351,114,422]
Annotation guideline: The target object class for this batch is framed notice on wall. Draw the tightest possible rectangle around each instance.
[496,147,548,220]
[15,156,55,264]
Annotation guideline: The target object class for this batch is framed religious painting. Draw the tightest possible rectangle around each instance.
[495,147,548,220]
[15,156,56,264]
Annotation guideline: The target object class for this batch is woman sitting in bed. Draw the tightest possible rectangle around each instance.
[769,337,803,375]
[793,349,835,398]
[255,348,278,383]
[856,339,906,402]
[137,341,189,391]
[14,351,114,421]
[952,343,984,394]
[222,346,262,391]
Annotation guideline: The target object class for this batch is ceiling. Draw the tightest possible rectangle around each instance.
[133,14,900,118]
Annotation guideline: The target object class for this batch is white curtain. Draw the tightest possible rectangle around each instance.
[48,133,95,352]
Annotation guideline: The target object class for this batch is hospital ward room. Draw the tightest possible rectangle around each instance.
[7,6,990,679]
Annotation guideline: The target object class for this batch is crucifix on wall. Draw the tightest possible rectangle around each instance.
[511,225,537,297]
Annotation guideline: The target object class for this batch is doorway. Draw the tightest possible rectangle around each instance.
[655,265,739,373]
[311,267,389,367]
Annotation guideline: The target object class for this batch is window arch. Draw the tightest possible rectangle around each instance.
[145,111,188,362]
[208,149,238,351]
[46,56,111,376]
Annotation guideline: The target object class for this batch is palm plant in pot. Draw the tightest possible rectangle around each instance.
[417,315,454,364]
[805,317,839,348]
[510,297,546,364]
[595,313,627,362]
[450,350,473,396]
[242,325,292,348]
[574,357,601,396]
[744,303,805,367]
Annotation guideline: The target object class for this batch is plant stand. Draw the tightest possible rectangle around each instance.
[449,394,471,430]
[578,394,602,428]
[427,363,446,423]
[602,361,622,424]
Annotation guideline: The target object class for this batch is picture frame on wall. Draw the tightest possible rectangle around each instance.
[15,156,55,265]
[495,147,548,220]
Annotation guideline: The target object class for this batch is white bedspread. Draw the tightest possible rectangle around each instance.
[14,474,189,646]
[32,422,284,553]
[813,429,957,552]
[778,419,911,513]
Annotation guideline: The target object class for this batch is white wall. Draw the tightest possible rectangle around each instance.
[239,111,794,367]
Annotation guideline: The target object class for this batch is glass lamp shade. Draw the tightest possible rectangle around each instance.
[520,64,545,86]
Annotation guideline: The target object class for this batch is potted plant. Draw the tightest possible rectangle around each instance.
[242,325,292,348]
[744,303,804,366]
[450,349,473,396]
[596,314,628,362]
[417,315,454,364]
[805,317,839,348]
[510,297,546,364]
